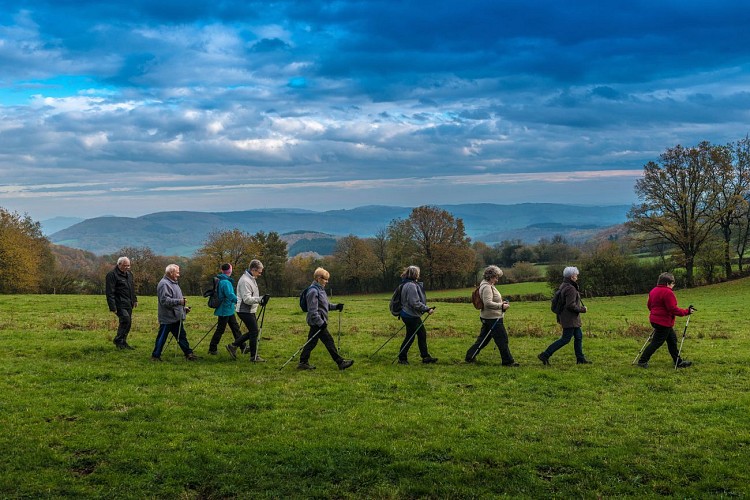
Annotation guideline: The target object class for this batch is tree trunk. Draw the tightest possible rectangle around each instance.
[723,226,733,278]
[685,255,695,287]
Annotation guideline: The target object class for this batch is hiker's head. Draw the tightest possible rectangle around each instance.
[657,272,676,286]
[483,265,503,282]
[248,259,264,277]
[401,265,420,280]
[314,267,330,285]
[563,267,579,280]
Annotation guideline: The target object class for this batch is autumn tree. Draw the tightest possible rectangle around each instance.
[254,231,288,296]
[331,235,378,293]
[713,138,750,277]
[193,229,264,283]
[396,206,475,289]
[0,208,53,293]
[628,141,732,286]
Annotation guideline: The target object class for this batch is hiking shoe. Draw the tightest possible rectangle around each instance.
[123,343,135,350]
[150,356,162,362]
[465,357,477,364]
[338,359,354,370]
[397,359,409,365]
[297,362,316,370]
[185,353,199,361]
[422,356,438,364]
[537,353,550,365]
[250,355,266,363]
[115,344,128,350]
[576,358,592,365]
[676,359,693,368]
[502,362,520,367]
[637,362,649,368]
[208,350,218,355]
[225,344,238,360]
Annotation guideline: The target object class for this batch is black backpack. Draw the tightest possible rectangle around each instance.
[299,285,313,312]
[203,276,221,309]
[550,285,567,315]
[389,284,404,317]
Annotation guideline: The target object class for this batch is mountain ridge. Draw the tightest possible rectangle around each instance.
[48,203,630,256]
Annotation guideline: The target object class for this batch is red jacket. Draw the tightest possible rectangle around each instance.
[647,284,690,327]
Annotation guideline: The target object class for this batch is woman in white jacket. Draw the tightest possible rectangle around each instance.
[465,265,518,366]
[226,259,268,362]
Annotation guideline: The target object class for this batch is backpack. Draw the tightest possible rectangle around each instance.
[299,285,313,312]
[389,284,404,317]
[550,285,567,315]
[471,284,485,310]
[203,276,221,309]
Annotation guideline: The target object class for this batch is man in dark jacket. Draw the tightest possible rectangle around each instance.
[538,266,591,365]
[105,256,138,349]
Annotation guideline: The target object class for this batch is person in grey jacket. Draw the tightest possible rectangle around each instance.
[151,264,198,361]
[226,259,269,362]
[538,266,591,365]
[298,267,353,370]
[105,256,138,350]
[397,265,437,365]
[465,265,518,365]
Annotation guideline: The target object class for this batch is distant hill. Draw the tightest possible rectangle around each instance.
[48,203,630,256]
[40,216,85,235]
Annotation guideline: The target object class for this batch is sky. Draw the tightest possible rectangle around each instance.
[2,0,750,221]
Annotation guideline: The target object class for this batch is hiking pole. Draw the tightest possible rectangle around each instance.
[279,327,323,370]
[675,311,693,370]
[392,312,432,365]
[255,303,267,358]
[369,322,407,358]
[632,330,654,365]
[468,317,501,362]
[191,322,218,350]
[337,309,342,352]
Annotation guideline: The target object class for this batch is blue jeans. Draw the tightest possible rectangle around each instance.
[152,322,193,358]
[543,327,585,361]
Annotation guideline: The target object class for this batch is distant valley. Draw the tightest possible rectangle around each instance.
[46,203,630,256]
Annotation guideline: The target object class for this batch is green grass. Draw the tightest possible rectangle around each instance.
[1,278,749,498]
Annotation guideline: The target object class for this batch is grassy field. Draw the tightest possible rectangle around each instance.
[1,278,748,498]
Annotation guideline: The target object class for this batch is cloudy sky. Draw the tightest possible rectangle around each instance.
[2,1,750,220]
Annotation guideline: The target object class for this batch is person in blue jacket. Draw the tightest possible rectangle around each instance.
[208,263,244,355]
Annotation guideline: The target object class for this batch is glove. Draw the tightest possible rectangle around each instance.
[335,303,345,311]
[260,294,270,306]
[688,304,696,313]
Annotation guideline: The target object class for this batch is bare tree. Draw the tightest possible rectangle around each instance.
[714,138,750,277]
[628,141,731,286]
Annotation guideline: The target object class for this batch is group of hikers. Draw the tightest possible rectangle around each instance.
[105,257,695,370]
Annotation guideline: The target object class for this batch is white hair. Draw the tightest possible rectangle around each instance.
[563,266,580,278]
[117,256,130,265]
[165,264,180,275]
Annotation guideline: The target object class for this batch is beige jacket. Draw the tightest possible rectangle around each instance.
[479,279,505,320]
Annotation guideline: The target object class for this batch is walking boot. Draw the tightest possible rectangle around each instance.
[676,359,693,368]
[225,344,238,360]
[537,352,550,365]
[338,359,354,370]
[297,362,316,370]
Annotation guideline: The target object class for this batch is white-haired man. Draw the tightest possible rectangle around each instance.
[151,264,198,361]
[105,256,138,349]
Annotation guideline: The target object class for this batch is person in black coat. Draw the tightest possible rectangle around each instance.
[105,256,138,349]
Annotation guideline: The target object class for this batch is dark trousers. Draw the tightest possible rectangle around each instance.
[152,322,193,358]
[233,312,259,356]
[209,314,243,352]
[465,318,515,364]
[300,324,342,364]
[543,327,585,361]
[639,322,681,364]
[114,308,132,346]
[398,315,430,361]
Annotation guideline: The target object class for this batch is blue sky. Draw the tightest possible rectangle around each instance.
[2,0,750,220]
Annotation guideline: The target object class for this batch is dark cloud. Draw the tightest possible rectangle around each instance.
[2,1,750,218]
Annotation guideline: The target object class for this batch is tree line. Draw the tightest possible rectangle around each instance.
[3,137,750,298]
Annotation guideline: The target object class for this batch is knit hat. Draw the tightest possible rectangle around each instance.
[221,263,232,275]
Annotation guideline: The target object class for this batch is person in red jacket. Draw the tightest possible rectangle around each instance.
[637,272,695,368]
